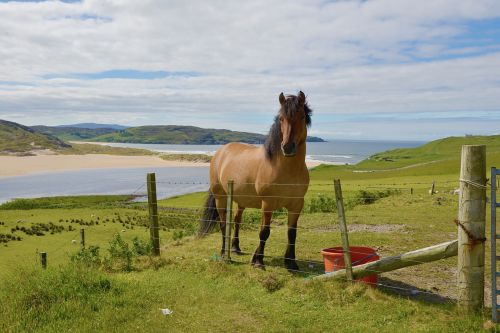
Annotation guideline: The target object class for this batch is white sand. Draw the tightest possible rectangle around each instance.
[0,153,322,178]
[0,154,209,178]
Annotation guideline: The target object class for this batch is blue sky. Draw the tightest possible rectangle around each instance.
[0,0,499,141]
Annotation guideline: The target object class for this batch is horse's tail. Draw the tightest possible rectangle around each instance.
[199,190,219,237]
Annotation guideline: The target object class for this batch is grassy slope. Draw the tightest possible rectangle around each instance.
[1,136,499,332]
[32,126,118,142]
[84,125,267,144]
[0,120,70,153]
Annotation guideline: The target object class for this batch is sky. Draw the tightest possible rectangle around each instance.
[1,0,500,141]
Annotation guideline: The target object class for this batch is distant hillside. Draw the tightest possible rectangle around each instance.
[56,123,128,130]
[32,126,118,142]
[0,120,70,154]
[356,135,500,170]
[34,124,325,144]
[90,125,266,144]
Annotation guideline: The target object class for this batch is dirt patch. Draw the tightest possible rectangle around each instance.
[313,223,407,234]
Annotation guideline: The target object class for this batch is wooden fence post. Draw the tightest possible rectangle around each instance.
[40,252,47,269]
[224,180,234,261]
[147,173,161,256]
[80,229,85,249]
[457,145,486,312]
[334,179,353,281]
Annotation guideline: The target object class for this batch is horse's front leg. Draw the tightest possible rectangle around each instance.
[251,208,272,269]
[284,200,303,272]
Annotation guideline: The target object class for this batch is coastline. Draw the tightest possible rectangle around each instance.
[0,153,323,178]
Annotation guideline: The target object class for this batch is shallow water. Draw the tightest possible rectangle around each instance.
[0,167,209,204]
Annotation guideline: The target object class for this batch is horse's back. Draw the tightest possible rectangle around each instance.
[210,142,263,208]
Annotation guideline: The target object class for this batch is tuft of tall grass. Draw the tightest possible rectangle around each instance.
[0,265,119,332]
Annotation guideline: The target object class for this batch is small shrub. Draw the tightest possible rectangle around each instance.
[347,189,400,208]
[132,237,152,255]
[306,193,336,213]
[71,245,102,267]
[105,234,133,272]
[172,230,184,241]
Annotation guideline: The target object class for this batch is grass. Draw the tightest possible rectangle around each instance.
[58,143,156,156]
[1,136,500,331]
[159,153,212,163]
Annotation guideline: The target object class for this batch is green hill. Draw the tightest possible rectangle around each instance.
[90,125,266,144]
[310,134,500,183]
[0,120,70,154]
[32,124,325,145]
[357,135,500,170]
[31,126,118,141]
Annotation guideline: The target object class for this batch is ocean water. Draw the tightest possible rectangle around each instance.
[0,167,209,204]
[93,140,423,165]
[0,140,423,203]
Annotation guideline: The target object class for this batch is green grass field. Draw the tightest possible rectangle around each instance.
[1,137,500,332]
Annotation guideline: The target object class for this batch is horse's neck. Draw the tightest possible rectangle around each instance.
[275,143,307,172]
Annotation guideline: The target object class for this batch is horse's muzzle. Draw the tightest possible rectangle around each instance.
[281,142,296,157]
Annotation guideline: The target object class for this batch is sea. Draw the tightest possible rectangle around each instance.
[0,140,422,203]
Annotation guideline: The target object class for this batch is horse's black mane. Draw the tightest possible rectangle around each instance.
[264,94,312,160]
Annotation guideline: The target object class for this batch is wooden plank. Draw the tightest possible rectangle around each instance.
[334,179,353,281]
[315,240,458,281]
[457,145,486,312]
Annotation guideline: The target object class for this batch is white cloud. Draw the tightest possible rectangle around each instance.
[0,0,500,139]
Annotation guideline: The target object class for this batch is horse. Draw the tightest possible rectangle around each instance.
[199,91,312,271]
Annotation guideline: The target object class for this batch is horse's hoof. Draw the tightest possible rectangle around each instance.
[231,246,243,255]
[252,262,266,270]
[251,254,265,269]
[232,249,242,254]
[285,260,299,272]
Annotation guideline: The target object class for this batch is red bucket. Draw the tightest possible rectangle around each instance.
[321,246,379,286]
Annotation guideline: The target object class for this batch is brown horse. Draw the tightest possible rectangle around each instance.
[200,91,312,271]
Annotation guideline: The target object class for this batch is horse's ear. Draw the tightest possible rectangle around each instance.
[298,91,305,106]
[279,92,286,105]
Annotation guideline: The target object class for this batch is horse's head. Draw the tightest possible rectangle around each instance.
[278,91,310,157]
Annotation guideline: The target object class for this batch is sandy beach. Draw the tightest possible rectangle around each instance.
[0,154,209,178]
[0,154,322,178]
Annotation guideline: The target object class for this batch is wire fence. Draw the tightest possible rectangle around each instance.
[6,175,494,303]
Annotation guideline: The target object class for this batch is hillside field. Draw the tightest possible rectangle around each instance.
[1,137,500,332]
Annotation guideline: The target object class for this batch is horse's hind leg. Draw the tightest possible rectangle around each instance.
[231,206,244,254]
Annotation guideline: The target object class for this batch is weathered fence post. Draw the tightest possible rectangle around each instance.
[147,173,161,256]
[224,180,234,261]
[40,252,47,269]
[492,167,499,322]
[334,179,353,281]
[80,229,85,249]
[457,145,486,312]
